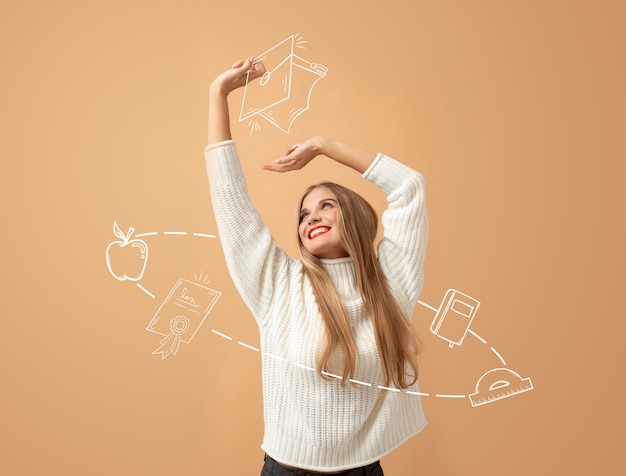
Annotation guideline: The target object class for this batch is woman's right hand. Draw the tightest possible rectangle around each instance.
[210,57,266,96]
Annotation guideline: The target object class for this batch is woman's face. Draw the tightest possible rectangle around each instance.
[298,187,348,259]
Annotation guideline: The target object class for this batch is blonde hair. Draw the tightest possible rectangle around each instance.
[298,182,421,389]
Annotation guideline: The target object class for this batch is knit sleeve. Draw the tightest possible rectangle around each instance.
[363,153,428,315]
[204,140,291,322]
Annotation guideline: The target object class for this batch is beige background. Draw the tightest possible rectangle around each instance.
[1,1,624,475]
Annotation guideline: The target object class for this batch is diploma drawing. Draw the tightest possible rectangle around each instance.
[147,276,221,359]
[239,33,328,134]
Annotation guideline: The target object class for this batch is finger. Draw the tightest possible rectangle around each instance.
[263,164,290,173]
[285,143,301,155]
[263,160,297,172]
[274,156,299,165]
[248,69,265,82]
[243,56,258,70]
[252,61,266,74]
[233,56,256,71]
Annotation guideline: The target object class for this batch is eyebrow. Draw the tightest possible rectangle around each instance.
[300,198,337,214]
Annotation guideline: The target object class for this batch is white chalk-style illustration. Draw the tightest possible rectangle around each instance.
[469,367,534,407]
[105,221,148,281]
[104,221,533,403]
[239,33,328,134]
[147,276,221,359]
[430,289,481,348]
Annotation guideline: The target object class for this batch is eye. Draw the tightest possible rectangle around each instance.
[321,201,333,209]
[299,211,309,223]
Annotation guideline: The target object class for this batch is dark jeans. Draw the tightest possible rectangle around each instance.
[261,454,384,476]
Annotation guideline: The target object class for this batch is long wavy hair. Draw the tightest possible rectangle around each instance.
[298,182,421,389]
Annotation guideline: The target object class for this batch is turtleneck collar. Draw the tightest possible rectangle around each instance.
[319,256,360,300]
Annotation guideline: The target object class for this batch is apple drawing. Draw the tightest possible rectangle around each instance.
[105,221,149,281]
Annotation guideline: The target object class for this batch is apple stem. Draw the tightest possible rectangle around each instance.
[125,227,135,242]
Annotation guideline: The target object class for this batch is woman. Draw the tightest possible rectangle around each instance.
[206,57,429,475]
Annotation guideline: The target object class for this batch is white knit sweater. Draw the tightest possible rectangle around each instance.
[205,140,428,472]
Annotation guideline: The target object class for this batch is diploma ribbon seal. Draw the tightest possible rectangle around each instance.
[153,316,190,358]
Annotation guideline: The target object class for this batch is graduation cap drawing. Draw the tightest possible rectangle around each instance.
[239,34,328,134]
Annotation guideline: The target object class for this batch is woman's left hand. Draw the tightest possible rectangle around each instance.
[262,137,324,173]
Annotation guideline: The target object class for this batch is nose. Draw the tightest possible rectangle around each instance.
[307,211,321,225]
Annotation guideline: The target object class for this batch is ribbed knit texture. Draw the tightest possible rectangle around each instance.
[205,140,429,472]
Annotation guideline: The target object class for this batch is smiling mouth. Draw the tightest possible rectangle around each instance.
[308,226,331,239]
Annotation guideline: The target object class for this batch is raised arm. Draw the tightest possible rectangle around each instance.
[208,57,265,145]
[206,58,293,323]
